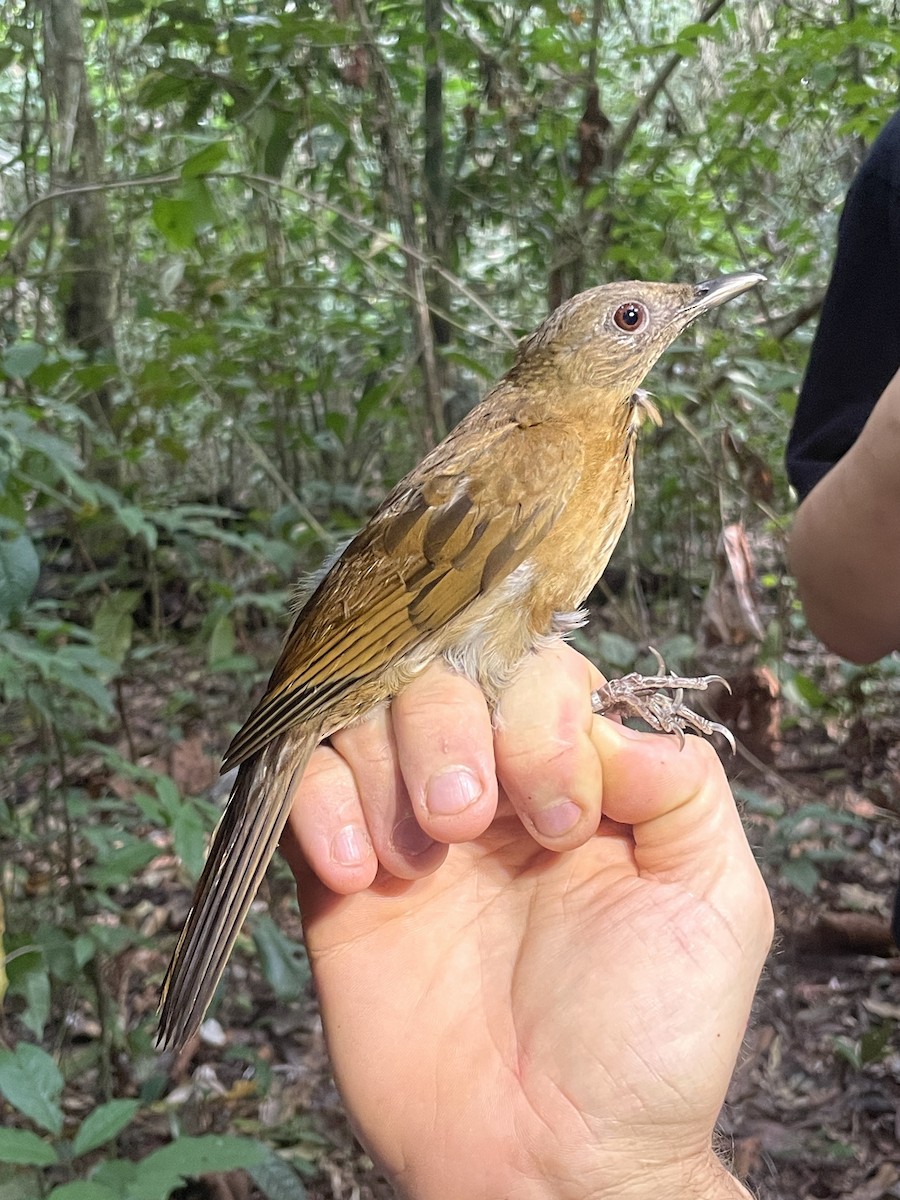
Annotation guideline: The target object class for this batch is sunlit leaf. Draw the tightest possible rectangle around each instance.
[181,141,230,178]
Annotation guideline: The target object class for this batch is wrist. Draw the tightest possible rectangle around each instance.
[393,1150,752,1200]
[590,1150,751,1200]
[400,1147,752,1200]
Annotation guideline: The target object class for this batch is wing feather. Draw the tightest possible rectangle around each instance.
[222,416,583,772]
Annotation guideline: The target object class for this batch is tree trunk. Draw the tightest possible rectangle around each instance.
[352,0,445,449]
[41,0,119,476]
[424,0,452,359]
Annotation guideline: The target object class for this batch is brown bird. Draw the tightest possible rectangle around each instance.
[158,271,764,1051]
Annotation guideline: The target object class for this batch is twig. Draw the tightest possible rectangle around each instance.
[8,169,517,348]
[183,364,332,546]
[607,0,729,174]
[769,292,826,341]
[351,0,444,446]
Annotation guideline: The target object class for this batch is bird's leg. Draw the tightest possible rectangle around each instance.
[591,648,735,752]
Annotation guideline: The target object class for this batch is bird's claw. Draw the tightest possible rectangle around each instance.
[591,652,735,753]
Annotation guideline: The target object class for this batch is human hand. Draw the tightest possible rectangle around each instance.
[281,646,772,1200]
[282,642,615,892]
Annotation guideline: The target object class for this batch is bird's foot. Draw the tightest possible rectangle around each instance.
[591,650,734,752]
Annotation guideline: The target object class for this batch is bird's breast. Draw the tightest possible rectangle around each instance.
[528,427,637,613]
[437,435,636,705]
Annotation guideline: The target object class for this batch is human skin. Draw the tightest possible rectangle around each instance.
[281,646,772,1200]
[790,365,900,664]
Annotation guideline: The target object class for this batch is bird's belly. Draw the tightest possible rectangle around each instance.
[436,560,548,705]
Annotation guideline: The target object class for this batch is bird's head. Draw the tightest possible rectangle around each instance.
[515,273,764,401]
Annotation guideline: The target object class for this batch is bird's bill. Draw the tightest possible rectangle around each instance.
[683,271,766,314]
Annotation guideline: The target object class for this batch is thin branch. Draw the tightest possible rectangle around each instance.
[6,169,518,347]
[608,0,729,174]
[351,0,444,446]
[183,364,332,546]
[769,291,825,342]
[586,0,605,83]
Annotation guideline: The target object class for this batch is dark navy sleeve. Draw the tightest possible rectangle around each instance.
[786,111,900,499]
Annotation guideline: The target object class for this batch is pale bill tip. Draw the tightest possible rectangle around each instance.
[690,271,766,311]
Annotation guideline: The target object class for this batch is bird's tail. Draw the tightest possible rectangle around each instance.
[157,728,318,1052]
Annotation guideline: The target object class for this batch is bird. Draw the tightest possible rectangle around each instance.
[157,270,764,1051]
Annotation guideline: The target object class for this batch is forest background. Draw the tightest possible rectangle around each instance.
[3,1,900,1198]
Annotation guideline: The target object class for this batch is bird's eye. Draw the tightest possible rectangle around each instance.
[613,302,648,332]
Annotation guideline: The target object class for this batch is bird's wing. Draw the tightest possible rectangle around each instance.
[221,415,583,771]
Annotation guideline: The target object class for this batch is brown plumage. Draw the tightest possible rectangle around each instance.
[157,272,763,1051]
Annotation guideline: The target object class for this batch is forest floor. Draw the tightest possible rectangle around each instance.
[7,637,900,1200]
[724,723,900,1200]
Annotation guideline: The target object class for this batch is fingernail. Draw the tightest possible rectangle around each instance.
[532,800,581,838]
[392,816,435,857]
[426,767,481,816]
[331,824,371,867]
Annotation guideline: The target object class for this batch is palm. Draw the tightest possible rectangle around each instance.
[299,775,765,1200]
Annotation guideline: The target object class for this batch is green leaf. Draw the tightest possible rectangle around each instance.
[126,1136,267,1200]
[833,1036,862,1070]
[0,1043,64,1134]
[86,842,158,889]
[781,856,820,897]
[0,532,40,618]
[595,630,638,672]
[733,786,782,817]
[248,1149,309,1199]
[679,20,722,40]
[784,672,828,709]
[182,141,230,178]
[859,1023,892,1065]
[108,503,157,548]
[172,803,207,879]
[152,198,197,251]
[0,1127,58,1167]
[155,775,180,811]
[73,1099,140,1158]
[18,965,51,1038]
[32,925,94,984]
[251,915,309,1002]
[207,613,235,667]
[648,634,696,675]
[91,1158,139,1192]
[2,341,46,379]
[92,592,140,666]
[46,1185,120,1200]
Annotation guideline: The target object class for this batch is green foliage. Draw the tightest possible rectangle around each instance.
[737,790,866,896]
[0,1043,64,1135]
[0,1039,306,1196]
[833,1023,894,1070]
[250,915,311,1002]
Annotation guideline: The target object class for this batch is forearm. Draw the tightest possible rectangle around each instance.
[789,366,900,663]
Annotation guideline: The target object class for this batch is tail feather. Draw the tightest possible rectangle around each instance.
[157,729,317,1051]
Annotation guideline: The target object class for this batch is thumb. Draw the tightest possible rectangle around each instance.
[592,719,773,954]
